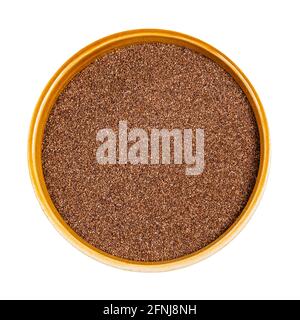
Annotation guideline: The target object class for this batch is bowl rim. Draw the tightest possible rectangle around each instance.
[28,28,270,272]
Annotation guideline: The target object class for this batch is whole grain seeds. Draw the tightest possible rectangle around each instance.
[42,43,260,262]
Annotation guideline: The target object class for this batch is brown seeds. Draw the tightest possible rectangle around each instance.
[42,43,260,262]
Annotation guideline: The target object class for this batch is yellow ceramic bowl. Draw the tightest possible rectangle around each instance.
[28,29,270,271]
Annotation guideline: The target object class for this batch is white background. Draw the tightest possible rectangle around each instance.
[0,0,299,300]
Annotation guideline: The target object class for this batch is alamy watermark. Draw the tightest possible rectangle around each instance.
[96,121,204,176]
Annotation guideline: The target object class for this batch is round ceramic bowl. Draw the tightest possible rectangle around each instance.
[28,29,270,271]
